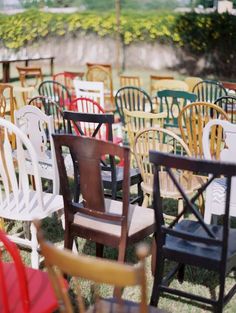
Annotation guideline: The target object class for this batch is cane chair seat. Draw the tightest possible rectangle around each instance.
[73,198,154,238]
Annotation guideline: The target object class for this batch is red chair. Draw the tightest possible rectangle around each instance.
[0,229,59,313]
[69,97,122,144]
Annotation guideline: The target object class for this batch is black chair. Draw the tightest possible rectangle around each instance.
[214,95,236,124]
[28,95,66,133]
[63,110,143,203]
[192,80,227,103]
[115,86,153,126]
[38,80,72,111]
[150,151,236,313]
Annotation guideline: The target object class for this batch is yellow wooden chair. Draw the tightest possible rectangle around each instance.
[150,75,174,97]
[153,79,188,93]
[120,75,141,88]
[35,221,167,313]
[178,102,229,159]
[184,76,202,92]
[124,108,166,165]
[134,127,203,209]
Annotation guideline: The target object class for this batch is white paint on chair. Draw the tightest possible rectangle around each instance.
[203,119,236,223]
[73,79,105,109]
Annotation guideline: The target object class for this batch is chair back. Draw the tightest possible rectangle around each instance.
[152,79,188,93]
[120,75,141,88]
[124,109,166,152]
[38,80,71,110]
[65,98,108,140]
[134,127,191,191]
[86,65,114,108]
[0,118,44,219]
[221,81,236,93]
[184,76,202,92]
[178,102,229,158]
[115,86,153,125]
[74,80,105,108]
[53,72,79,97]
[150,150,236,270]
[192,79,227,103]
[36,221,149,313]
[0,229,30,313]
[52,135,130,229]
[150,75,174,96]
[214,95,236,123]
[14,105,59,194]
[157,90,197,128]
[28,95,66,134]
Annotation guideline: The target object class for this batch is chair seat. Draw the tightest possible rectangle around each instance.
[87,298,168,313]
[141,173,203,198]
[0,190,64,221]
[206,177,236,216]
[73,198,154,238]
[165,220,236,270]
[0,263,58,313]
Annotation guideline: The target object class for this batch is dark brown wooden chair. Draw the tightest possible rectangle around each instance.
[63,110,143,203]
[52,135,155,263]
[150,151,236,313]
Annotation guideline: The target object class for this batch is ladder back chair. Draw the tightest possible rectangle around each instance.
[63,110,142,202]
[120,75,141,88]
[150,151,236,313]
[152,79,189,93]
[16,66,43,104]
[134,127,203,208]
[184,76,202,92]
[52,135,155,263]
[36,221,167,313]
[192,79,227,103]
[0,118,64,268]
[0,228,59,312]
[178,102,229,158]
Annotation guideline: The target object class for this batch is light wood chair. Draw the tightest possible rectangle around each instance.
[16,65,43,103]
[192,80,227,103]
[134,127,203,209]
[120,75,141,88]
[184,76,202,92]
[86,65,114,111]
[150,75,174,96]
[124,108,166,165]
[178,102,229,159]
[36,220,167,313]
[152,79,188,93]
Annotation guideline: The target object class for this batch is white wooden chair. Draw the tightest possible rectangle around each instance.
[14,105,59,194]
[73,79,105,109]
[203,119,236,223]
[0,118,64,268]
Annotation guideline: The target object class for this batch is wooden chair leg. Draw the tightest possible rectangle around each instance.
[96,243,104,258]
[142,194,149,208]
[150,239,164,307]
[64,225,74,251]
[114,242,127,298]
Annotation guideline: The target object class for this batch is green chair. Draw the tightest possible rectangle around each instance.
[157,89,197,129]
[192,79,227,103]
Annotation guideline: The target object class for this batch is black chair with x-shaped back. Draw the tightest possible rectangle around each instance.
[63,110,143,203]
[150,150,236,313]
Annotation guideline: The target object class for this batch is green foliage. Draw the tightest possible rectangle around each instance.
[176,12,236,75]
[1,9,236,75]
